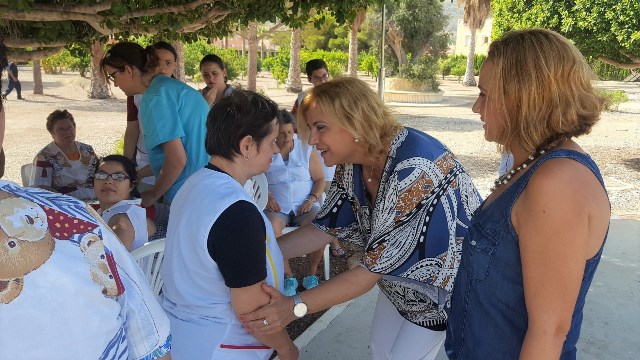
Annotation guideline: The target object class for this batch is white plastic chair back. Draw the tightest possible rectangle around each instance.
[246,174,268,211]
[130,238,165,296]
[20,163,33,186]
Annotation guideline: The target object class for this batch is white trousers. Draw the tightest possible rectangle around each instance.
[370,291,445,360]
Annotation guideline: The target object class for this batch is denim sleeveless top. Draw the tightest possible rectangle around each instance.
[445,149,608,360]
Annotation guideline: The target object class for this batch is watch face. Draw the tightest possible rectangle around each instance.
[293,302,308,318]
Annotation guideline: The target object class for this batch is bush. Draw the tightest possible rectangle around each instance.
[589,59,632,81]
[358,52,379,78]
[598,89,629,111]
[183,39,248,82]
[41,49,79,74]
[401,56,440,91]
[438,54,487,79]
[263,49,349,85]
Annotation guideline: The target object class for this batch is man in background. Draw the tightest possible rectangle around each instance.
[2,60,22,100]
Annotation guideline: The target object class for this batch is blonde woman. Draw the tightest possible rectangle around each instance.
[445,29,610,360]
[244,77,481,360]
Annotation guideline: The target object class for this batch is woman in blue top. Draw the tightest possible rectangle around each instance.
[101,42,209,207]
[445,29,610,360]
[244,77,481,360]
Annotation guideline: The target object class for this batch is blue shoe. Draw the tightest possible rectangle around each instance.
[283,277,298,296]
[302,275,319,290]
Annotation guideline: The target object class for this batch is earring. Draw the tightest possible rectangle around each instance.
[244,155,250,160]
[354,137,361,143]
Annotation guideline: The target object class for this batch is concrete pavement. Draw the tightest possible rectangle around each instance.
[293,219,640,360]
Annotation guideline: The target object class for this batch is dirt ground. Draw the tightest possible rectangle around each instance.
[3,66,639,219]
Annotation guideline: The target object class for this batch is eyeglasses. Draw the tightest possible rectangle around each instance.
[310,73,329,82]
[107,68,125,82]
[94,171,130,181]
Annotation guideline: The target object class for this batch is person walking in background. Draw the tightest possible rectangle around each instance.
[199,54,234,107]
[244,77,481,360]
[2,60,22,100]
[101,42,209,207]
[445,29,610,360]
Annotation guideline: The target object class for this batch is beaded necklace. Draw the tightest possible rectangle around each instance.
[491,140,563,192]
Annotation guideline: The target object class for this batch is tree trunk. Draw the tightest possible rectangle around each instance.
[462,29,477,86]
[32,59,43,95]
[247,22,259,91]
[89,41,110,99]
[348,9,366,77]
[286,28,302,93]
[173,40,186,82]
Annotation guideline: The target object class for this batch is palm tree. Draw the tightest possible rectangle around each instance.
[457,0,491,86]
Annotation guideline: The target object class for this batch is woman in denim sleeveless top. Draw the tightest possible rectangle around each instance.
[445,29,610,360]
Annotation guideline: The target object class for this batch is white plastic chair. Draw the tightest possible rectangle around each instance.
[20,163,33,186]
[130,238,165,296]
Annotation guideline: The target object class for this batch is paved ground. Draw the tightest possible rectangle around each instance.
[294,219,640,360]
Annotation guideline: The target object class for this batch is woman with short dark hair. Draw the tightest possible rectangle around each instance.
[161,90,298,360]
[30,109,98,200]
[101,42,209,207]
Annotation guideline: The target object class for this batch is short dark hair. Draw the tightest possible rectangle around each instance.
[46,109,75,132]
[205,90,278,160]
[100,42,159,82]
[305,59,328,77]
[152,41,177,61]
[97,154,139,197]
[277,109,295,126]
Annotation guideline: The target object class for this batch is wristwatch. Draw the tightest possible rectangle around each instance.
[292,294,308,318]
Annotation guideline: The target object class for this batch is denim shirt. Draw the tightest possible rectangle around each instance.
[445,149,608,360]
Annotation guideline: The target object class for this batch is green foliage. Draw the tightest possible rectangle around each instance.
[41,49,78,74]
[438,54,487,79]
[589,59,632,81]
[358,52,379,78]
[492,0,640,69]
[359,0,449,76]
[597,89,629,111]
[301,11,351,51]
[183,39,248,81]
[401,56,440,91]
[262,53,290,84]
[300,50,348,78]
[114,136,124,156]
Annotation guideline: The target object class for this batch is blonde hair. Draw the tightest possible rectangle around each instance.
[298,77,402,157]
[487,28,605,154]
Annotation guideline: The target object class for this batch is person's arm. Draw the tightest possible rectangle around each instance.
[30,152,55,190]
[243,265,382,335]
[136,164,154,179]
[514,161,594,359]
[123,97,140,160]
[231,283,298,359]
[297,151,325,216]
[0,105,5,151]
[141,138,186,207]
[108,213,135,251]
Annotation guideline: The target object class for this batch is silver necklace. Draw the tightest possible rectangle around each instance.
[491,140,562,192]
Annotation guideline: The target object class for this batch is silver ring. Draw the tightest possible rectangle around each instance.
[262,318,269,326]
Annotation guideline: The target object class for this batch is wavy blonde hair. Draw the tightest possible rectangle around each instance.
[487,28,606,154]
[298,77,402,158]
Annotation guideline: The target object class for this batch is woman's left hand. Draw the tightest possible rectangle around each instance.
[297,200,313,216]
[141,190,159,208]
[242,283,297,335]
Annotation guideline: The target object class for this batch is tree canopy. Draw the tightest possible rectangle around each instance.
[1,0,372,60]
[492,0,640,69]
